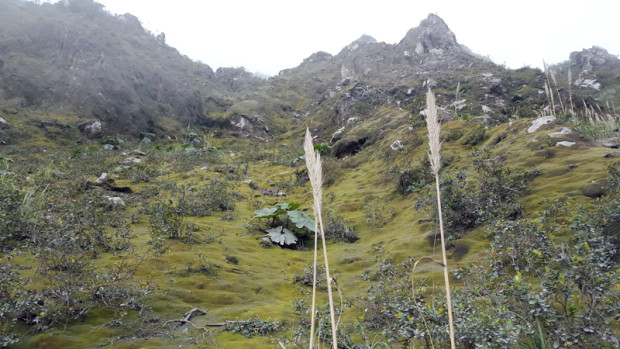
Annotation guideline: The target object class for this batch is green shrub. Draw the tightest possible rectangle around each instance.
[225,316,281,338]
[362,195,395,228]
[461,124,486,146]
[324,212,358,243]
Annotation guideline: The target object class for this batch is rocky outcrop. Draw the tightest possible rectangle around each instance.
[397,14,461,56]
[79,120,102,138]
[570,47,619,91]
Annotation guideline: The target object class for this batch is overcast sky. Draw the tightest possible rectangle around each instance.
[49,0,620,76]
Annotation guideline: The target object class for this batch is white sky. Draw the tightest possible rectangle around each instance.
[47,0,620,76]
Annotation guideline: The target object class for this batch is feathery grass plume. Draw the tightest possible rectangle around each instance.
[453,81,460,117]
[304,128,338,349]
[424,88,456,349]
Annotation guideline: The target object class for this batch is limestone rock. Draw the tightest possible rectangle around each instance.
[94,172,113,185]
[528,116,557,133]
[390,140,404,151]
[122,157,142,164]
[549,127,572,138]
[0,116,8,129]
[79,120,102,138]
[594,137,620,148]
[104,196,126,206]
[556,141,576,147]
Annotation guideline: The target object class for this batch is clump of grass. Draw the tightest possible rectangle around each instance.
[576,102,620,140]
[424,88,456,349]
[304,128,338,349]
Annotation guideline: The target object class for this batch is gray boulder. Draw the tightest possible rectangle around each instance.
[79,120,102,138]
[528,116,557,133]
[0,116,8,129]
[594,137,620,148]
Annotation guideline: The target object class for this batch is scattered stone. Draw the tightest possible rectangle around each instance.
[104,196,126,206]
[549,127,572,138]
[277,191,286,197]
[94,172,113,185]
[594,137,620,148]
[102,144,115,150]
[556,141,576,147]
[390,140,404,150]
[260,187,280,197]
[200,166,209,170]
[142,137,152,144]
[122,150,146,156]
[0,116,8,129]
[528,116,557,133]
[122,157,142,164]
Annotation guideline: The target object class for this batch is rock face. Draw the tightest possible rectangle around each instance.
[570,46,618,91]
[397,14,461,55]
[79,120,102,138]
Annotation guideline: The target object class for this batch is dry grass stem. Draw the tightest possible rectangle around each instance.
[568,69,575,113]
[425,88,456,349]
[304,128,338,349]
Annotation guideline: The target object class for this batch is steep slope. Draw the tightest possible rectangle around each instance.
[0,0,234,136]
[0,7,619,348]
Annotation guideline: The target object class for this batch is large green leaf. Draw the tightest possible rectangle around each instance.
[254,203,302,218]
[253,207,279,218]
[266,226,298,245]
[275,202,300,211]
[287,210,316,232]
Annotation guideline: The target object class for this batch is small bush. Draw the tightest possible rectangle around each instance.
[324,212,358,243]
[225,316,281,338]
[363,195,395,228]
[461,124,486,146]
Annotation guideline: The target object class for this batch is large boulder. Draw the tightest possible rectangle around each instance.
[0,116,8,129]
[79,120,102,138]
[528,116,557,133]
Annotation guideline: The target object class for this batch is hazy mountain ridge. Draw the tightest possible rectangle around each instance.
[0,0,226,135]
[0,1,618,144]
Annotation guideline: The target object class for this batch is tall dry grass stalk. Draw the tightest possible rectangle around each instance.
[425,88,456,349]
[568,69,575,114]
[304,128,338,349]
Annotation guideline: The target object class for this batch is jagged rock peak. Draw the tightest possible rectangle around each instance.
[398,13,460,55]
[570,46,619,71]
[302,51,334,65]
[347,34,377,50]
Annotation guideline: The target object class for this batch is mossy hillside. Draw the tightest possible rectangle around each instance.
[3,113,618,348]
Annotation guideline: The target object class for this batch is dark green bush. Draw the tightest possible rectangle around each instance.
[225,316,280,338]
[324,212,358,243]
